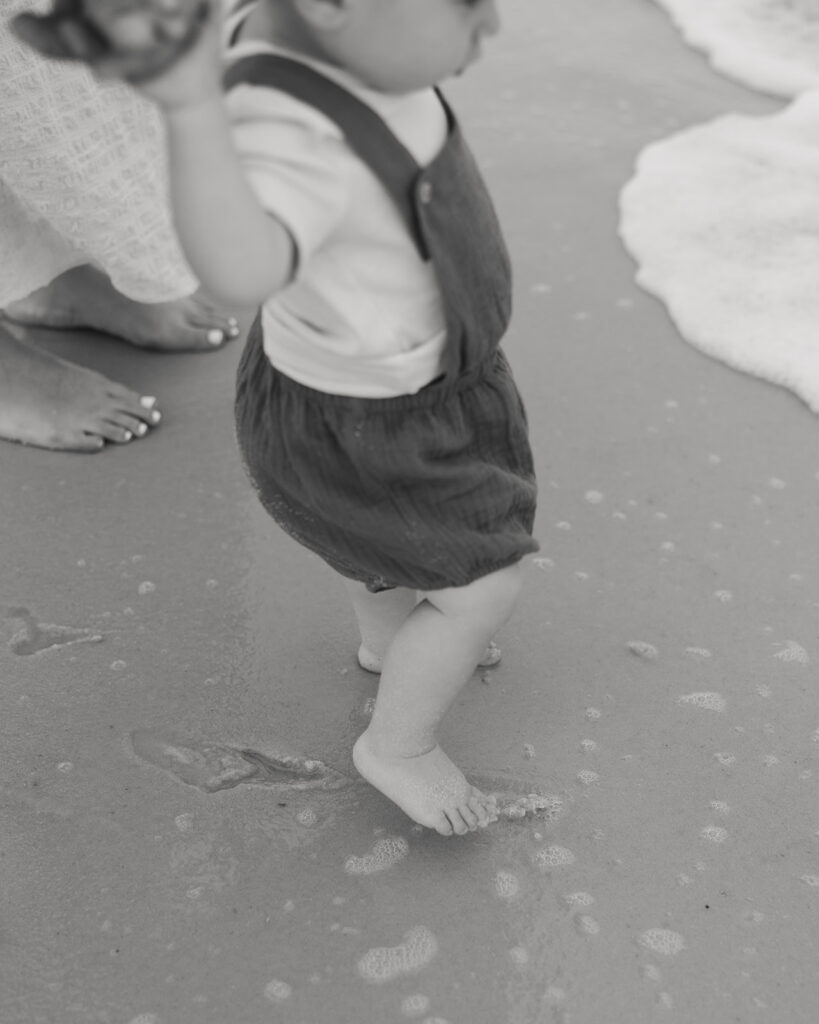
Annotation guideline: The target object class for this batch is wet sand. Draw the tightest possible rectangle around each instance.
[2,2,818,1021]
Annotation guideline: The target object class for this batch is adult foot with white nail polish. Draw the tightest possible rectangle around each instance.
[0,323,161,452]
[3,264,242,352]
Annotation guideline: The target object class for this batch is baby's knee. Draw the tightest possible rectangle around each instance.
[428,561,524,631]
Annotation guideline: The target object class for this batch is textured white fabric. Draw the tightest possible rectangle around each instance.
[0,0,197,305]
[225,15,449,397]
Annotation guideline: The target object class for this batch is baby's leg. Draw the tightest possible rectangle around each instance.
[343,580,418,671]
[352,562,523,837]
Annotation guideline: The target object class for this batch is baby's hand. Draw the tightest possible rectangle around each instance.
[10,0,212,85]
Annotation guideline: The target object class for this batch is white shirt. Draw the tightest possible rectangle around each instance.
[224,24,450,397]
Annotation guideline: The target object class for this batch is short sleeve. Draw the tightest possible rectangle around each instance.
[226,85,351,268]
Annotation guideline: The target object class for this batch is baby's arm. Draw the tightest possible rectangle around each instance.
[139,12,296,306]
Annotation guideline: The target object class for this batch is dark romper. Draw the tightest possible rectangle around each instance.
[226,56,538,593]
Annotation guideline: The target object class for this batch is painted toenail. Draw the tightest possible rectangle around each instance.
[123,430,133,441]
[140,395,157,408]
[207,329,224,345]
[136,423,148,436]
[151,411,161,423]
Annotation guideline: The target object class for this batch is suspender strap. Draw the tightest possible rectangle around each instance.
[223,54,429,259]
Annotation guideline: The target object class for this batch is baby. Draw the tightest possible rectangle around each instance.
[42,0,539,836]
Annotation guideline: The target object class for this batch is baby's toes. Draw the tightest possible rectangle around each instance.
[430,812,454,837]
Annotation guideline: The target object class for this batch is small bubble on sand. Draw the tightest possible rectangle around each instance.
[713,590,733,603]
[555,521,572,531]
[499,793,562,822]
[585,707,602,720]
[576,915,600,936]
[543,986,567,1006]
[800,875,819,888]
[707,453,721,465]
[494,871,521,900]
[128,1016,160,1024]
[714,752,736,766]
[756,684,773,698]
[264,979,292,1003]
[57,762,73,773]
[627,640,659,660]
[533,557,555,571]
[357,926,438,984]
[421,1019,451,1024]
[585,490,604,504]
[362,697,376,717]
[111,660,127,671]
[773,640,809,664]
[677,874,693,886]
[660,541,676,553]
[701,825,728,844]
[523,743,536,759]
[639,929,686,956]
[297,808,318,826]
[400,994,430,1017]
[658,992,674,1009]
[137,581,155,595]
[534,845,576,869]
[577,770,599,785]
[685,647,712,659]
[564,892,594,908]
[762,755,780,767]
[186,887,204,900]
[677,692,726,712]
[709,801,730,815]
[205,579,218,589]
[174,813,194,832]
[643,964,662,982]
[767,477,786,490]
[344,837,409,876]
[509,946,529,966]
[581,738,597,753]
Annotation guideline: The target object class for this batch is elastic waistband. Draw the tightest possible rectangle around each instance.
[246,314,505,413]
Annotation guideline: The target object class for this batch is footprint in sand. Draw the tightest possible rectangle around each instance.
[129,728,350,793]
[5,606,103,655]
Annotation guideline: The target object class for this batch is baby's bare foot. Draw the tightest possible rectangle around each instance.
[352,730,498,837]
[0,327,160,452]
[357,640,502,675]
[4,265,241,352]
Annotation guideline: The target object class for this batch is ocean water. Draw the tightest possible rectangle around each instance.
[621,0,819,412]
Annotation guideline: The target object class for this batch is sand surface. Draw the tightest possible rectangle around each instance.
[2,2,818,1022]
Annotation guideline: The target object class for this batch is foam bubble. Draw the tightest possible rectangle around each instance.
[534,845,576,869]
[709,801,730,815]
[523,743,536,760]
[773,640,809,664]
[137,581,155,595]
[677,692,726,712]
[714,752,736,766]
[357,926,438,984]
[581,738,598,753]
[564,892,594,908]
[800,875,819,888]
[685,647,712,659]
[509,946,529,966]
[585,490,604,504]
[713,591,733,603]
[128,1017,160,1024]
[533,557,555,571]
[344,837,409,876]
[643,964,662,983]
[585,707,602,720]
[495,871,521,901]
[701,825,728,843]
[174,812,194,832]
[577,770,599,785]
[296,808,318,827]
[263,979,292,1003]
[401,994,431,1017]
[627,641,659,660]
[639,929,686,956]
[576,915,600,936]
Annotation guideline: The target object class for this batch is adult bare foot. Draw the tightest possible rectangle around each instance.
[352,730,499,837]
[0,326,161,452]
[3,265,241,352]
